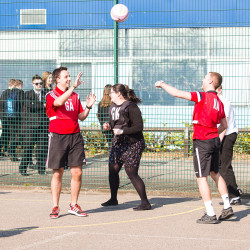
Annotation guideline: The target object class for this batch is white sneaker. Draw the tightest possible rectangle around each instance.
[230,197,241,205]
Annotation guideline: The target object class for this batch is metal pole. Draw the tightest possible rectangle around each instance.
[114,0,118,84]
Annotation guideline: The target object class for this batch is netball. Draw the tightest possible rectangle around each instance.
[110,4,129,23]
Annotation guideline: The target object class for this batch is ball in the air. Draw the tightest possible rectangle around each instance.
[110,4,129,23]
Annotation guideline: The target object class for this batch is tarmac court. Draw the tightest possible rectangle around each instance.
[1,188,250,250]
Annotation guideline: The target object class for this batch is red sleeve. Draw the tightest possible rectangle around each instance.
[191,92,203,103]
[190,92,198,102]
[46,92,57,118]
[46,92,58,112]
[46,93,56,109]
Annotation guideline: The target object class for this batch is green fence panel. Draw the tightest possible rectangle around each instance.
[0,0,249,195]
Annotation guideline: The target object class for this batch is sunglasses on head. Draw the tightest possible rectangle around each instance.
[34,82,43,86]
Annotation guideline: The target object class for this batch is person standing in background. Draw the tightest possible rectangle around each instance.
[0,79,24,161]
[216,85,241,205]
[0,79,15,158]
[97,84,113,151]
[19,74,48,175]
[42,71,53,94]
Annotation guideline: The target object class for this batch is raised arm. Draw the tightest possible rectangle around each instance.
[53,72,84,107]
[155,80,192,101]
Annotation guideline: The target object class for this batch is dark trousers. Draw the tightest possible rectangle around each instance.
[219,132,239,198]
[0,118,21,157]
[0,118,10,153]
[19,126,48,172]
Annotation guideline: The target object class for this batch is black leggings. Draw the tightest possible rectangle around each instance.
[109,163,149,205]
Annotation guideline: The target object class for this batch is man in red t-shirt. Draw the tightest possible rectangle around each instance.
[46,67,96,219]
[155,72,234,224]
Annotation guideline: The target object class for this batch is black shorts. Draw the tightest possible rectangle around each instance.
[193,137,221,177]
[46,132,85,169]
[109,135,145,169]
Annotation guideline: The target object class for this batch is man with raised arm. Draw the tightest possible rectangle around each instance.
[155,72,234,224]
[46,67,96,219]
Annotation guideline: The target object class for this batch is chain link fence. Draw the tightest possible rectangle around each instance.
[0,0,249,195]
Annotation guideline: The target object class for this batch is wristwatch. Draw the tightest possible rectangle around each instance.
[72,83,77,89]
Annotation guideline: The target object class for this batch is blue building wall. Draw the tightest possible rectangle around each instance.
[0,0,249,30]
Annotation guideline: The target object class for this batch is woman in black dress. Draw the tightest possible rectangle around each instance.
[101,83,151,211]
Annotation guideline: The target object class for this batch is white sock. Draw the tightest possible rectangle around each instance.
[222,194,230,209]
[204,200,215,216]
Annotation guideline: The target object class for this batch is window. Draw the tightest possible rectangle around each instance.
[20,9,46,25]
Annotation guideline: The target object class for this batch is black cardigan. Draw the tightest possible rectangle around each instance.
[109,101,144,143]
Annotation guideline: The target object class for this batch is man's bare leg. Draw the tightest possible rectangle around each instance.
[51,168,64,207]
[70,166,82,205]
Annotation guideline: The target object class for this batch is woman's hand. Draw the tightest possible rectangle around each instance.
[103,122,111,131]
[113,128,123,135]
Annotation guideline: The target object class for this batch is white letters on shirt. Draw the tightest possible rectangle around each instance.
[213,98,219,111]
[65,100,74,111]
[111,107,120,121]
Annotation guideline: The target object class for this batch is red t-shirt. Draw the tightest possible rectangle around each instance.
[191,91,225,140]
[46,86,84,134]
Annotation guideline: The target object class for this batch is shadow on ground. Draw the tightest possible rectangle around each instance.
[0,227,38,238]
[83,197,200,214]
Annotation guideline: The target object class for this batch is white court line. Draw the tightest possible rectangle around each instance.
[13,232,77,250]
